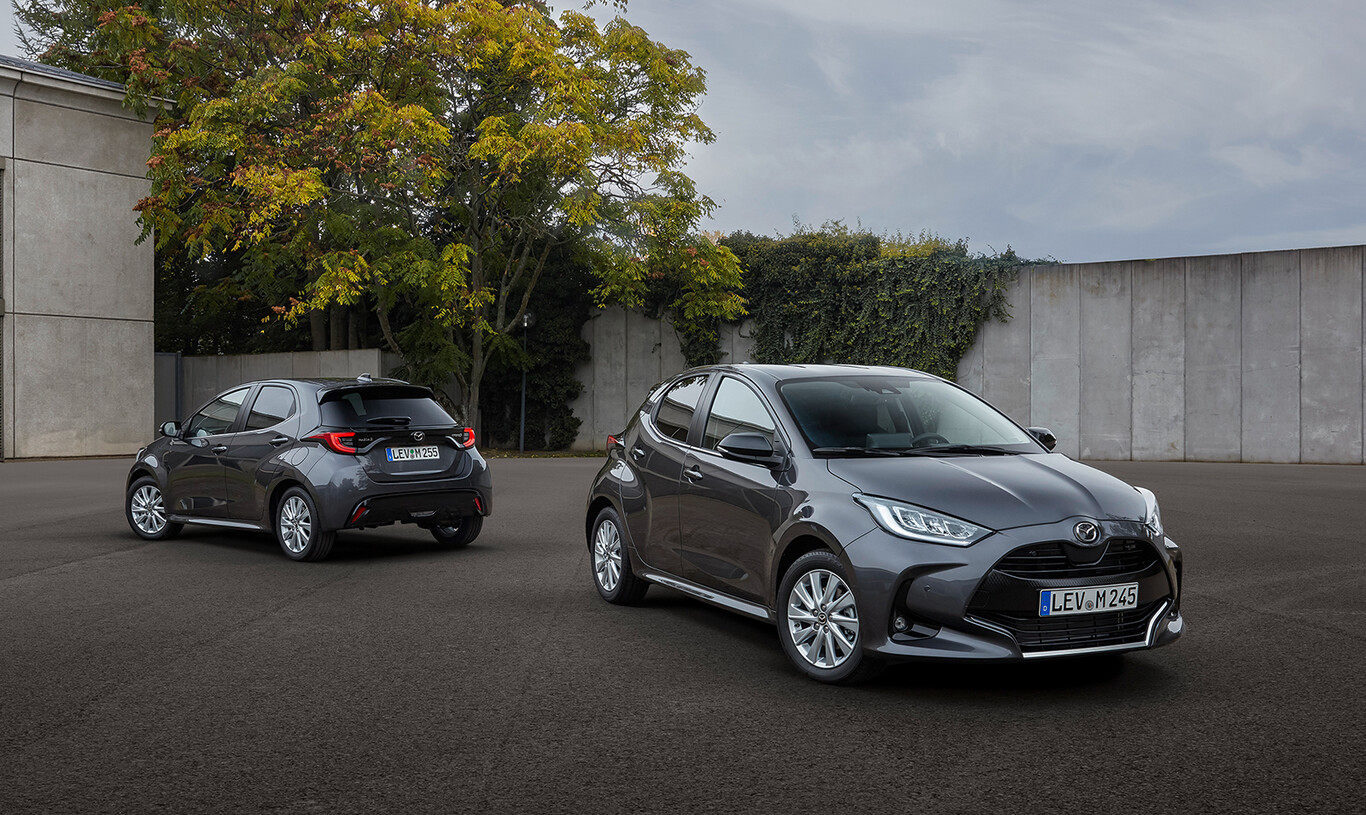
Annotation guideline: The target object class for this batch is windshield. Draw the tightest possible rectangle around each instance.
[778,376,1037,454]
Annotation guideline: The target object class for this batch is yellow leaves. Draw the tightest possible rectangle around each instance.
[229,164,326,246]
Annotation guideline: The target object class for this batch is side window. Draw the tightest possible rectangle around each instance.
[245,386,297,431]
[703,377,777,450]
[654,375,709,442]
[184,388,250,437]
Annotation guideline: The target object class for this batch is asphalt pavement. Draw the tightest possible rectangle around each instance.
[2,455,1364,814]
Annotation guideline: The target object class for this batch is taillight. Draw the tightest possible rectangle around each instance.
[454,428,476,449]
[307,432,358,454]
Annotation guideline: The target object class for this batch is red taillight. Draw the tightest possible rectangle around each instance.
[454,428,476,449]
[607,435,620,447]
[307,432,358,454]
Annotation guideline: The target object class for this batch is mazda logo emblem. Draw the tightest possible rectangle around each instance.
[412,431,425,442]
[1073,521,1101,544]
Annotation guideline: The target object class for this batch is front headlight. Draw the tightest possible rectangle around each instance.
[853,494,991,546]
[1135,487,1163,539]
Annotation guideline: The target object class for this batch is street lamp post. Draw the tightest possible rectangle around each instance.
[518,311,535,454]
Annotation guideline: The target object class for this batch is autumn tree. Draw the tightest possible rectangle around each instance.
[19,0,744,431]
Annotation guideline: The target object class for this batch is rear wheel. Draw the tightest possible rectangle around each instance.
[431,516,483,548]
[590,506,648,604]
[126,476,183,541]
[275,487,335,562]
[777,550,882,684]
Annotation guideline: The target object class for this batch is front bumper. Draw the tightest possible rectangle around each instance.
[843,516,1184,662]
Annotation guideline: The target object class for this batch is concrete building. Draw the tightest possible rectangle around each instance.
[0,55,153,459]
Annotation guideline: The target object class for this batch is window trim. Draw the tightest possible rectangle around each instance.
[700,374,785,455]
[243,384,299,432]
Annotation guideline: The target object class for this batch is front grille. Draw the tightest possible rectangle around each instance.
[974,601,1163,653]
[966,539,1169,654]
[992,540,1158,579]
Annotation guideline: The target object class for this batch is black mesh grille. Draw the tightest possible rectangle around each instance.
[992,540,1158,579]
[974,601,1163,653]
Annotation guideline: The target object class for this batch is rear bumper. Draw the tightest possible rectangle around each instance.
[307,452,493,531]
[345,489,486,529]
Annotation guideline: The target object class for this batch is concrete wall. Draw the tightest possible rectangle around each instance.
[957,246,1366,463]
[0,60,154,458]
[162,349,392,422]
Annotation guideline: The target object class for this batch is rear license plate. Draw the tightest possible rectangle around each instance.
[1039,583,1138,617]
[386,445,440,462]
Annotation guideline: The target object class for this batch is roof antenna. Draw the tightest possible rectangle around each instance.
[358,372,372,382]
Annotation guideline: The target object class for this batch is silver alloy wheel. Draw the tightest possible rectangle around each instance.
[593,519,623,592]
[279,495,312,554]
[786,568,860,669]
[130,485,168,535]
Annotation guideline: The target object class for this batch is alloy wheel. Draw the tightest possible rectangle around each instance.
[786,568,860,669]
[279,495,312,554]
[593,519,623,592]
[130,485,167,535]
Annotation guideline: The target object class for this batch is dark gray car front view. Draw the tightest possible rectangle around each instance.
[585,364,1183,683]
[126,376,492,561]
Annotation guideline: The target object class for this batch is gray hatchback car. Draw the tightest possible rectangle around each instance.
[126,376,492,561]
[585,364,1183,683]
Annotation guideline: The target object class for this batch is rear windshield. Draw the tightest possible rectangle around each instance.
[319,387,455,428]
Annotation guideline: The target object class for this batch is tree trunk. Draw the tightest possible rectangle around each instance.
[309,310,326,351]
[329,307,345,351]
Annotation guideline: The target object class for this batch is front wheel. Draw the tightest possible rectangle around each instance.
[431,516,483,548]
[126,476,183,541]
[776,550,882,684]
[590,506,648,604]
[275,487,335,562]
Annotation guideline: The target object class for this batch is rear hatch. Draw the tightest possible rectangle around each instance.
[318,385,474,483]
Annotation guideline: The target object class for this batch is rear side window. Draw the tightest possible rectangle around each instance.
[245,386,297,431]
[319,387,454,428]
[703,377,777,449]
[654,375,708,442]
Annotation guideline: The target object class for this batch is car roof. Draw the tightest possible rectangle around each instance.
[692,363,943,386]
[234,376,421,394]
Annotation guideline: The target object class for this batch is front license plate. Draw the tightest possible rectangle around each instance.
[386,445,440,462]
[1039,583,1138,617]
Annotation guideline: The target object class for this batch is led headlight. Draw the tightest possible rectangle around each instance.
[1135,486,1163,539]
[853,494,991,546]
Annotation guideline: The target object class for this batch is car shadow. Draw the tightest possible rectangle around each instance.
[160,527,486,563]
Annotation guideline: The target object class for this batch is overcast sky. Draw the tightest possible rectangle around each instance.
[4,0,1364,262]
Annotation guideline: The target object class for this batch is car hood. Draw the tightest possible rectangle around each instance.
[825,453,1147,531]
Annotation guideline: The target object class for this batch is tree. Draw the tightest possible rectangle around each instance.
[18,0,745,432]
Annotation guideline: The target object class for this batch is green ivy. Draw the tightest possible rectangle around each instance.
[726,227,1028,380]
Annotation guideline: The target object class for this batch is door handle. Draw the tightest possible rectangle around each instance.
[683,466,702,482]
[211,445,228,454]
[630,447,646,461]
[270,436,290,447]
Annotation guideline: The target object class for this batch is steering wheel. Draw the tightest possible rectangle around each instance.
[910,432,949,448]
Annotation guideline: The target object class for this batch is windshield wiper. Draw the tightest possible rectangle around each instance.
[365,416,412,426]
[896,444,1023,456]
[811,446,902,457]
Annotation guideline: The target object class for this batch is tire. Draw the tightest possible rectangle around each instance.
[275,487,335,562]
[776,550,883,684]
[590,506,648,605]
[431,516,483,548]
[125,476,183,541]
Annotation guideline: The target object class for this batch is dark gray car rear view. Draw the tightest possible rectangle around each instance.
[585,364,1183,683]
[126,376,492,561]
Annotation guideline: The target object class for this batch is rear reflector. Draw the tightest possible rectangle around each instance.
[349,504,369,524]
[475,496,484,513]
[307,432,358,454]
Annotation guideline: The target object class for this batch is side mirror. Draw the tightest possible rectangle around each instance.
[1028,426,1057,451]
[160,421,180,438]
[717,432,784,466]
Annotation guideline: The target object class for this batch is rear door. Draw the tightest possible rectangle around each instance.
[163,387,250,518]
[619,373,709,574]
[220,384,301,524]
[318,386,472,483]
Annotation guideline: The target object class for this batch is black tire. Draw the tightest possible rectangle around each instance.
[125,476,183,541]
[589,506,648,604]
[776,550,883,685]
[275,487,335,562]
[431,516,483,548]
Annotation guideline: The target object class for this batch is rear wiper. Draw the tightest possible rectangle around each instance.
[897,444,1022,456]
[811,446,902,457]
[365,416,412,426]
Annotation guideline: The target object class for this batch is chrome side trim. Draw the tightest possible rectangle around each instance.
[636,567,775,623]
[169,516,269,532]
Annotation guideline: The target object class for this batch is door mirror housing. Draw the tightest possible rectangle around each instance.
[717,432,784,466]
[160,421,181,439]
[1027,426,1057,451]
